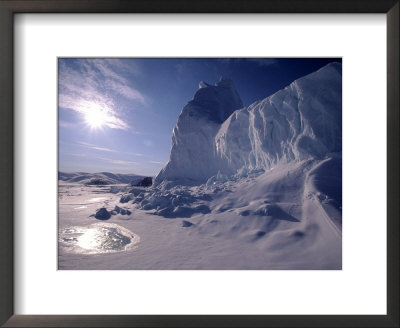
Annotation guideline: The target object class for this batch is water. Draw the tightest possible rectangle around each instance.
[87,197,106,202]
[59,223,140,254]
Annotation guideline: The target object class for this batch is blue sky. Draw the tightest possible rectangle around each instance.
[58,58,341,176]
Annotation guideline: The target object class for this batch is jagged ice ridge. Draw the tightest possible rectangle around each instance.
[155,62,342,186]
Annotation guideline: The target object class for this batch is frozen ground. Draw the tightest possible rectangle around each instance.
[59,63,342,270]
[58,158,341,269]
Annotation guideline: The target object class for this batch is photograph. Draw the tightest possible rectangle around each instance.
[58,58,342,270]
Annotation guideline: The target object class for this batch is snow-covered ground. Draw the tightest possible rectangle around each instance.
[58,172,144,185]
[59,158,341,269]
[59,63,342,270]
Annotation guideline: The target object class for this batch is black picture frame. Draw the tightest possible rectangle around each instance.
[0,1,398,327]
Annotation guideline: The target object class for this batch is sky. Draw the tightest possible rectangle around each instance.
[58,57,341,176]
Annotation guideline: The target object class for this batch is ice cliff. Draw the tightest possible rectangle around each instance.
[154,77,243,184]
[154,62,342,185]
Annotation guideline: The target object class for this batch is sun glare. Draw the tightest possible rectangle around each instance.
[83,104,109,129]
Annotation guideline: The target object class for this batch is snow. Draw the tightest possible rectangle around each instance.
[59,172,144,185]
[154,76,243,185]
[59,159,341,269]
[155,63,341,185]
[59,63,342,269]
[217,62,342,176]
[112,205,132,216]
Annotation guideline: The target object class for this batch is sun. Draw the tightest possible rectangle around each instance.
[84,110,106,129]
[83,105,109,130]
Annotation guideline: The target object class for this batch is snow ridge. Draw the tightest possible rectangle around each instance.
[216,62,342,176]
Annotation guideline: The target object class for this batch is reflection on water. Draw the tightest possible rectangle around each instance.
[59,223,140,254]
[88,197,106,202]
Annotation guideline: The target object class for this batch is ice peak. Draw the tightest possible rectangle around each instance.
[216,77,235,88]
[154,78,243,185]
[189,78,243,123]
[199,77,235,89]
[199,81,211,89]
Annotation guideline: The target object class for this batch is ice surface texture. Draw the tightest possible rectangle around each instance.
[155,63,342,185]
[154,77,243,184]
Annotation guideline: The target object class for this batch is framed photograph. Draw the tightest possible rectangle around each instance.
[0,0,398,327]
